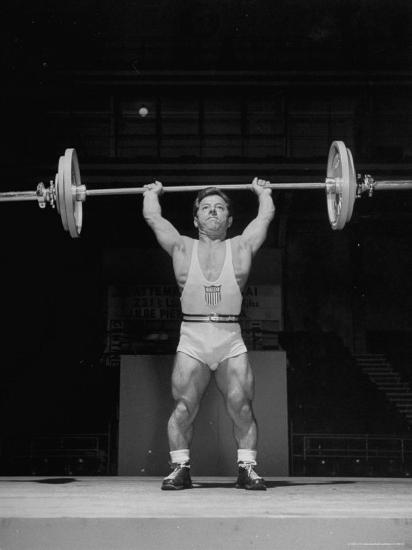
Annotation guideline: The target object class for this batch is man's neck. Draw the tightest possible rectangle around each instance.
[198,230,227,244]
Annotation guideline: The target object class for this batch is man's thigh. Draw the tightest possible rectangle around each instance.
[171,351,211,402]
[215,353,254,400]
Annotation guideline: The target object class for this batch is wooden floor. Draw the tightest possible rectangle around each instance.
[1,476,412,549]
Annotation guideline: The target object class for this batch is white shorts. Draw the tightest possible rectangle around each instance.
[176,321,247,371]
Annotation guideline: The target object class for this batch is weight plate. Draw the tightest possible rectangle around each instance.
[346,146,356,223]
[57,155,69,231]
[54,173,60,214]
[326,141,356,230]
[71,149,83,237]
[63,148,83,238]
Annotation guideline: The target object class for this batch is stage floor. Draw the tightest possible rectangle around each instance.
[1,476,412,549]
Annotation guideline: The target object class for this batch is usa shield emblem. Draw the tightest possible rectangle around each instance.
[204,285,222,307]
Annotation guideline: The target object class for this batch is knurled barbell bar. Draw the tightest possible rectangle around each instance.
[1,141,412,238]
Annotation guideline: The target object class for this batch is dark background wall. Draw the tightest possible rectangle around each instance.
[0,0,412,475]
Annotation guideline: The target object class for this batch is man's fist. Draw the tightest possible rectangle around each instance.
[143,180,163,195]
[251,177,272,195]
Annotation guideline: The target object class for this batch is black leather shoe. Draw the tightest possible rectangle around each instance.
[236,462,267,490]
[161,462,192,490]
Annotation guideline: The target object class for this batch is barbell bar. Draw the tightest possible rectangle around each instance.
[1,141,412,238]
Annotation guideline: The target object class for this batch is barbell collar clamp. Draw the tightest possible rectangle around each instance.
[357,174,376,198]
[75,185,87,202]
[36,183,47,209]
[325,178,340,194]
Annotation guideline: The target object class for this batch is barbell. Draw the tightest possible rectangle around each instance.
[1,141,411,238]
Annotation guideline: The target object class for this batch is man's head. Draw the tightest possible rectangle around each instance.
[192,187,233,235]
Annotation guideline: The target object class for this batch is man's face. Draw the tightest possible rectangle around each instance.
[194,194,232,233]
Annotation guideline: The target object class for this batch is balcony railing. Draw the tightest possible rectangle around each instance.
[291,433,412,477]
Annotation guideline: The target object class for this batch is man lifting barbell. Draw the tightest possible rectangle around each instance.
[143,177,275,490]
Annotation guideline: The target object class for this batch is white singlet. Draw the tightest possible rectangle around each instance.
[177,239,247,370]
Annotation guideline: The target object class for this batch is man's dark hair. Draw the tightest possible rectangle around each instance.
[192,187,233,218]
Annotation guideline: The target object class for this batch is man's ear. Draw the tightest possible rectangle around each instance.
[194,217,199,228]
[228,216,233,228]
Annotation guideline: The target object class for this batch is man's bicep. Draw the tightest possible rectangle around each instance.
[240,217,270,254]
[148,217,184,256]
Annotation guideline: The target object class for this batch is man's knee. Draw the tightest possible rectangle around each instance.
[173,398,197,424]
[227,389,253,420]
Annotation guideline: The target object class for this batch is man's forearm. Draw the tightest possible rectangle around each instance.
[257,192,275,223]
[143,193,163,224]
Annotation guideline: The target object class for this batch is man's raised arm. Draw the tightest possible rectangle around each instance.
[240,177,275,255]
[143,181,184,256]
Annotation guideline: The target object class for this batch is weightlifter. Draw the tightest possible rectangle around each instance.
[143,178,275,490]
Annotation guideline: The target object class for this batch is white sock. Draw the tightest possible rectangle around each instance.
[237,449,257,465]
[170,449,190,465]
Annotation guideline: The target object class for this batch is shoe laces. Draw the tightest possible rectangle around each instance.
[164,462,190,480]
[239,461,262,481]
